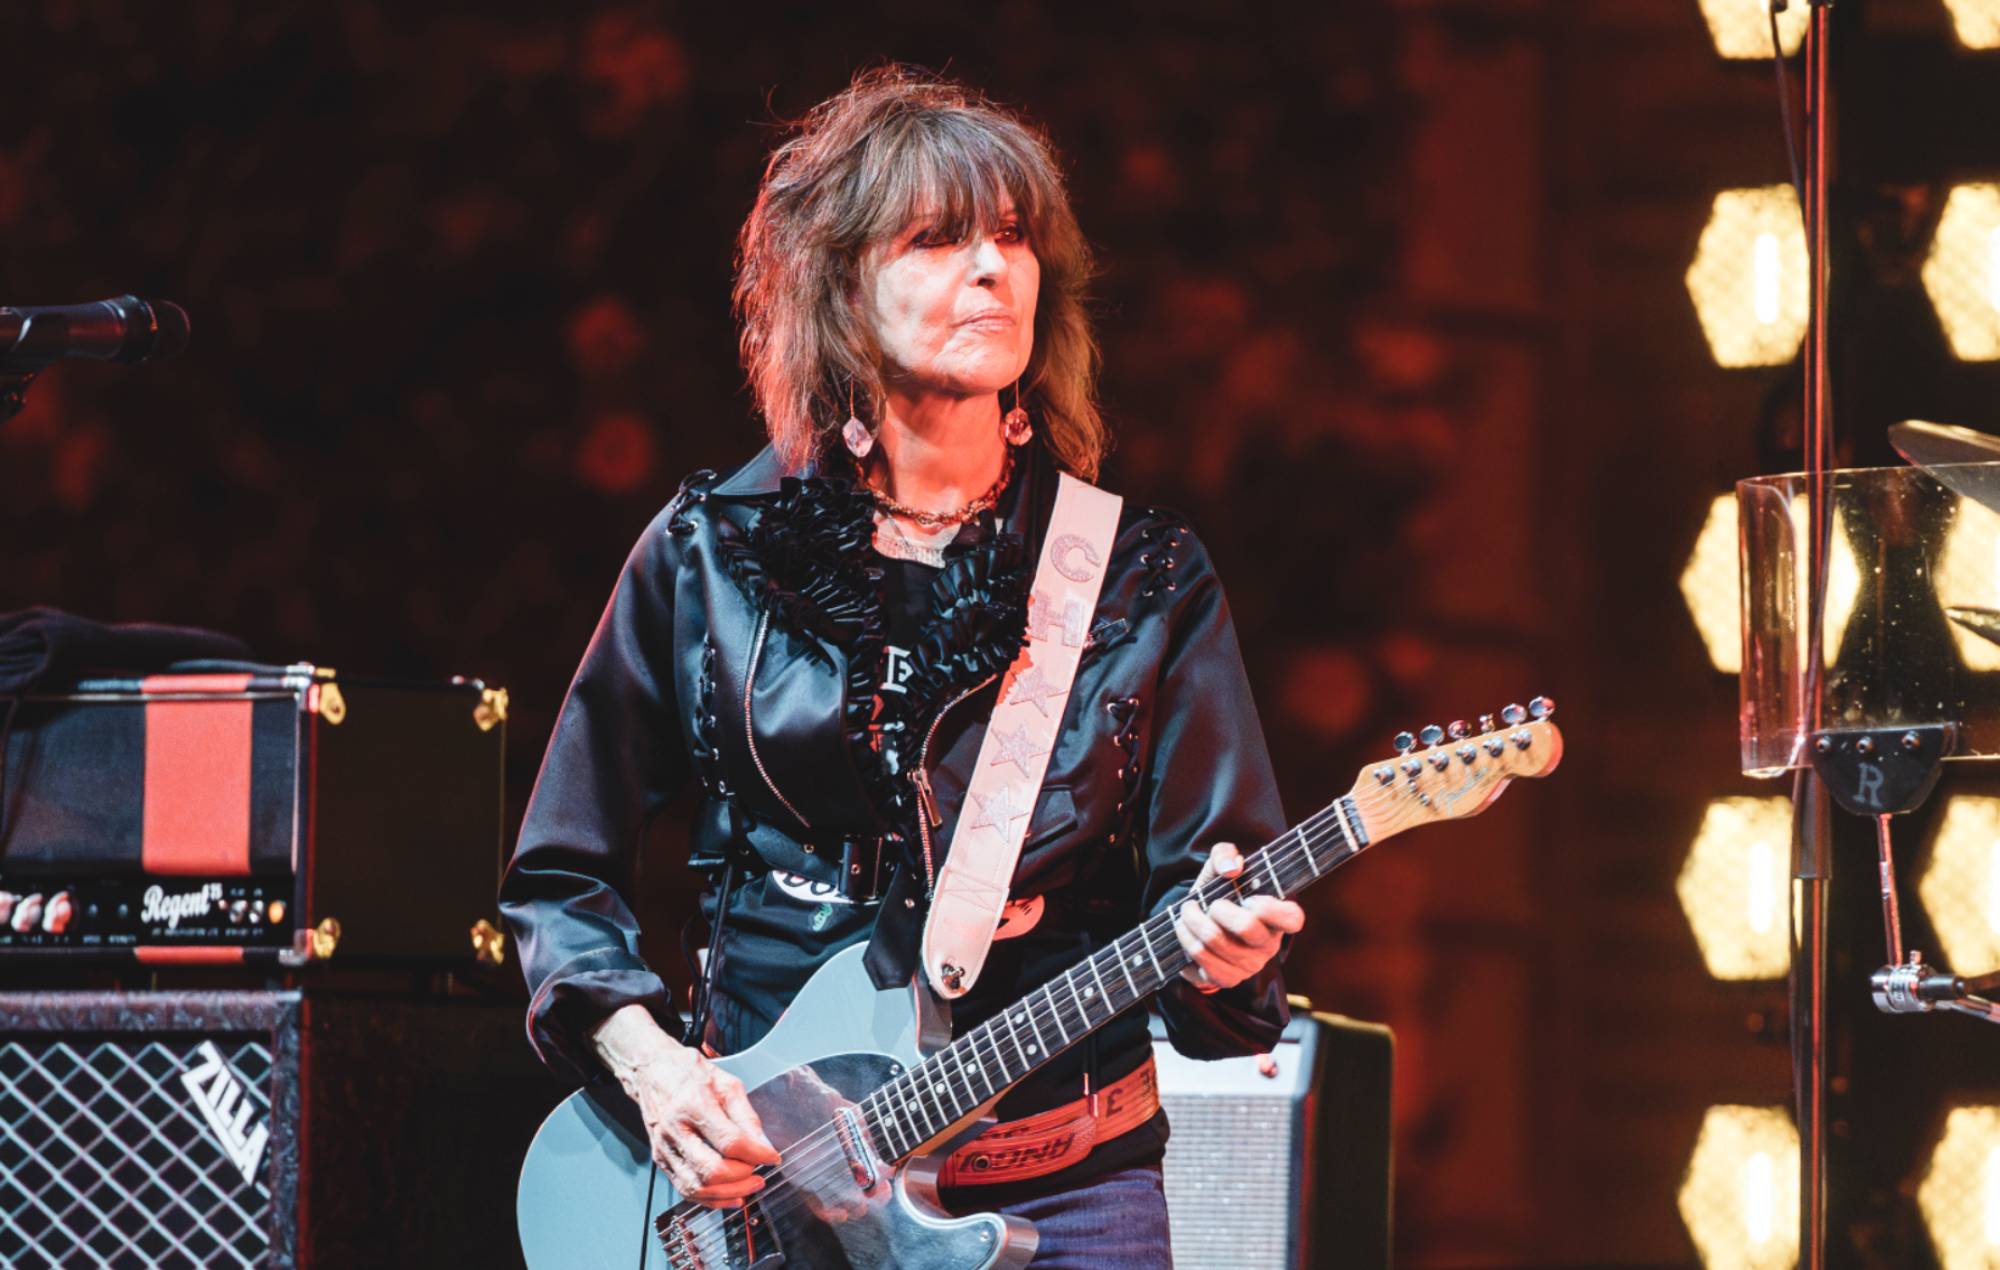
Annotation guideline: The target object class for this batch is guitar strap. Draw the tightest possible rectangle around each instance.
[920,471,1122,999]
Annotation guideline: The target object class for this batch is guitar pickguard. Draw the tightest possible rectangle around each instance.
[654,1051,1010,1270]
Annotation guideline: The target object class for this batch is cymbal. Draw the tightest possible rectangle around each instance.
[1889,421,2000,516]
[1950,606,2000,650]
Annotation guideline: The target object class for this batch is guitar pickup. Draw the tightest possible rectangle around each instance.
[834,1105,879,1190]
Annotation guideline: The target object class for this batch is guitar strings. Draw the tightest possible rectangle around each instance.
[670,798,1368,1257]
[681,798,1367,1253]
[676,740,1535,1257]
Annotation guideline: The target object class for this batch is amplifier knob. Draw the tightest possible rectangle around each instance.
[0,893,14,925]
[44,892,73,935]
[13,895,43,934]
[267,900,287,925]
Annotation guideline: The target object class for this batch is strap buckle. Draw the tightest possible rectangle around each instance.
[838,837,888,904]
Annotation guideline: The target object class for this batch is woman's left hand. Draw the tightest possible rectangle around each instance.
[1173,842,1306,993]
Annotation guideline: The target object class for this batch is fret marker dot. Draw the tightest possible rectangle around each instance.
[1027,1043,1038,1054]
[1083,988,1096,999]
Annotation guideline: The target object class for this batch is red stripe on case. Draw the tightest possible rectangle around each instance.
[135,946,247,965]
[141,673,255,876]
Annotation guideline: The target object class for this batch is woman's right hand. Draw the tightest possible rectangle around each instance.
[591,1004,783,1208]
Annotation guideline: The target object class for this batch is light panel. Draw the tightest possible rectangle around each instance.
[1923,184,2000,362]
[1919,1106,2000,1270]
[1931,489,2000,671]
[1687,186,1810,368]
[1678,1105,1801,1270]
[1921,796,2000,977]
[1681,495,1747,674]
[1696,0,1809,59]
[1680,491,1860,675]
[1677,797,1795,981]
[1943,0,2000,50]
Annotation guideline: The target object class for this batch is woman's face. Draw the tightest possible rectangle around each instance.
[861,196,1039,400]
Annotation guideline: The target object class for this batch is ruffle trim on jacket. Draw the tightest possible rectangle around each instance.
[719,476,895,830]
[718,474,1032,843]
[873,533,1032,801]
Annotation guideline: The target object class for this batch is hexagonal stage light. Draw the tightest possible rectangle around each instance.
[1678,1105,1800,1270]
[1678,797,1794,981]
[1918,1106,2000,1270]
[1931,490,2000,671]
[1697,0,1809,59]
[1943,0,2000,50]
[1680,491,1861,675]
[1920,796,2000,977]
[1682,495,1745,674]
[1688,186,1810,367]
[1923,184,2000,362]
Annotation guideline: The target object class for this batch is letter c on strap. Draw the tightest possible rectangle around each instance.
[1052,533,1101,583]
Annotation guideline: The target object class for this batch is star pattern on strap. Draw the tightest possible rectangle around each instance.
[966,784,1033,841]
[1004,665,1070,717]
[989,724,1051,778]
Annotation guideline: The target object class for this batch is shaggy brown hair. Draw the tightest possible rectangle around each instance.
[733,66,1106,479]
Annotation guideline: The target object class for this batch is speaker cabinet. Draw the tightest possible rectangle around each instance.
[1153,1009,1394,1270]
[0,990,550,1268]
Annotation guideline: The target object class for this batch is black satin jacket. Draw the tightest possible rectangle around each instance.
[498,439,1290,1113]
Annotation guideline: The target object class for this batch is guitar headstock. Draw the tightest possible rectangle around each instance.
[1347,698,1563,844]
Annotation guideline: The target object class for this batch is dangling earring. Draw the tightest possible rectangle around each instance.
[1002,381,1033,446]
[842,381,874,459]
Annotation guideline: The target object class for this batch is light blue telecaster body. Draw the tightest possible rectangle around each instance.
[515,943,1036,1270]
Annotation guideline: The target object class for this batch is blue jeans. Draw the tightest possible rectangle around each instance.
[989,1164,1174,1269]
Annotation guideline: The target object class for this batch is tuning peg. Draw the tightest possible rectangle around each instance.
[1419,724,1445,747]
[1456,744,1477,765]
[1483,737,1506,756]
[1447,719,1470,740]
[1529,695,1555,720]
[1394,730,1417,754]
[1512,729,1533,750]
[1500,703,1528,726]
[1478,713,1496,734]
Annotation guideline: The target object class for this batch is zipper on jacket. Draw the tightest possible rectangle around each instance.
[911,672,998,895]
[744,609,812,832]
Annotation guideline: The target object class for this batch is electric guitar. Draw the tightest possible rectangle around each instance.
[516,702,1563,1269]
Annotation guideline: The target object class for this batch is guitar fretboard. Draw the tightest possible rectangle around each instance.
[854,794,1370,1162]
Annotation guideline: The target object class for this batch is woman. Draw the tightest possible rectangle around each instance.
[500,66,1304,1268]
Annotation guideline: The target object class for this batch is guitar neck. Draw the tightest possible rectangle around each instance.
[856,794,1371,1163]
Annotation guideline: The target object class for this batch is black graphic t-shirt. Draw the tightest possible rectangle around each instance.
[873,556,940,776]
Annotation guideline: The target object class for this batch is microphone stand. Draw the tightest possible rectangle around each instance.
[1791,3,1836,1266]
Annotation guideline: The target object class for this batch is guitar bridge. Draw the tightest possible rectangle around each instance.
[655,1196,777,1270]
[658,1207,706,1270]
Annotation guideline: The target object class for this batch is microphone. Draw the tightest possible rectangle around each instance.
[0,295,191,371]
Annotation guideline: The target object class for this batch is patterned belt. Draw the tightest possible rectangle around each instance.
[937,1056,1159,1187]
